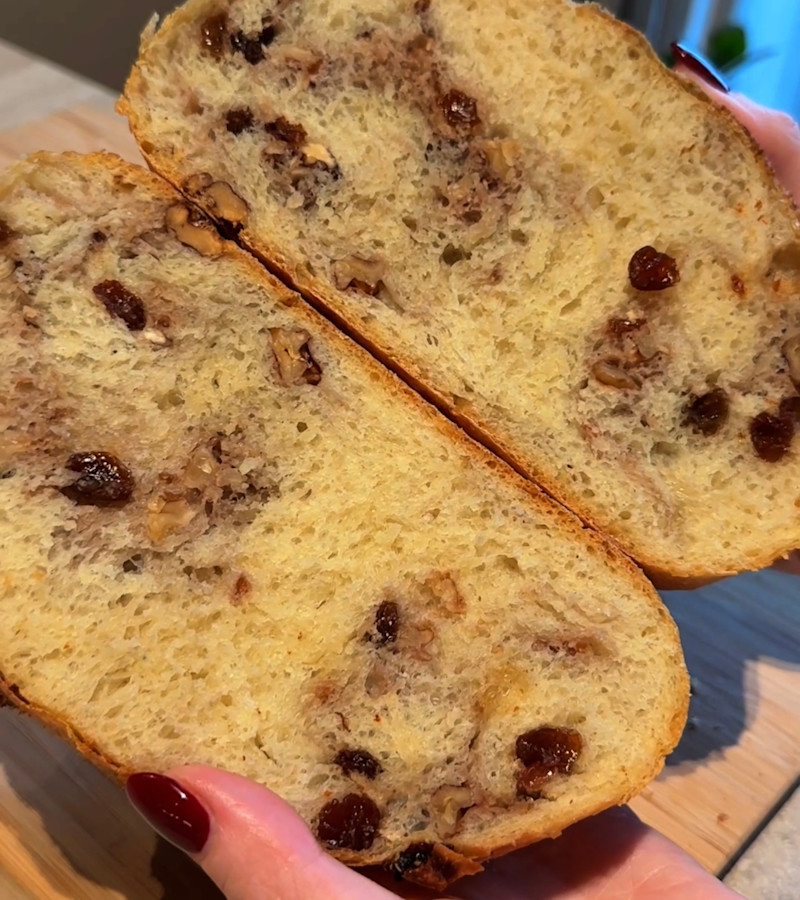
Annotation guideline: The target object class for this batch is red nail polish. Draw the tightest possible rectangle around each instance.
[127,773,210,854]
[670,43,729,93]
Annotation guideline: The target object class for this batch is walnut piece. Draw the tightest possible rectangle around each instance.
[147,495,197,543]
[184,174,249,226]
[591,359,641,390]
[783,336,800,390]
[301,143,337,169]
[166,204,225,256]
[480,139,522,179]
[431,785,473,837]
[332,255,386,295]
[425,571,466,616]
[269,327,322,385]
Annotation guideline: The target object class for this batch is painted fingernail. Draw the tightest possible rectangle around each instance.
[670,43,729,93]
[126,772,210,854]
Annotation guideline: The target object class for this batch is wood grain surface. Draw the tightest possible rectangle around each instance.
[0,107,798,900]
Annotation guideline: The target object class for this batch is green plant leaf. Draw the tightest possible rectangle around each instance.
[707,24,746,69]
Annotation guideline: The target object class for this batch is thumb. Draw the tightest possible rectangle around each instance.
[672,45,800,204]
[126,766,401,900]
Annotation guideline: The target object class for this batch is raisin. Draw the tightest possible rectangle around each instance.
[628,246,680,291]
[259,24,277,46]
[607,317,646,337]
[93,280,146,331]
[334,748,382,779]
[515,727,582,798]
[265,117,308,147]
[91,230,108,243]
[316,794,381,850]
[0,219,16,245]
[731,274,746,295]
[440,90,480,130]
[682,388,729,436]
[231,30,264,64]
[374,600,400,645]
[750,411,793,462]
[61,452,134,506]
[200,12,229,60]
[226,107,255,134]
[389,843,433,880]
[779,396,800,427]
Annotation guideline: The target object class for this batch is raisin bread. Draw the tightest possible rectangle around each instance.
[0,153,686,887]
[121,0,800,585]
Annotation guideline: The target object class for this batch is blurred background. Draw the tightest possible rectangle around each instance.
[0,0,798,117]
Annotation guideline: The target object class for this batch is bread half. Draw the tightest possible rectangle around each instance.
[121,0,800,584]
[0,153,687,886]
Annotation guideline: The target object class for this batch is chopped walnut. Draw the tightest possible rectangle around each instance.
[147,495,197,543]
[480,139,522,179]
[184,174,249,226]
[332,256,386,295]
[0,257,16,280]
[269,327,322,385]
[301,143,337,169]
[166,204,225,256]
[783,336,800,389]
[591,358,641,390]
[431,785,473,837]
[425,571,466,616]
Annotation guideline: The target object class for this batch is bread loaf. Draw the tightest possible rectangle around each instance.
[121,0,800,584]
[0,153,686,886]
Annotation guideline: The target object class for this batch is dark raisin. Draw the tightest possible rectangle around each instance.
[628,246,680,291]
[750,411,793,462]
[91,230,107,243]
[0,219,16,245]
[607,317,646,337]
[93,280,146,331]
[779,396,800,427]
[226,107,255,134]
[440,90,480,130]
[231,30,264,64]
[200,12,229,60]
[316,793,381,850]
[414,0,432,12]
[259,24,277,46]
[374,600,400,645]
[389,843,433,880]
[266,117,308,146]
[515,726,582,798]
[61,452,134,506]
[682,388,729,436]
[334,748,382,779]
[731,274,746,295]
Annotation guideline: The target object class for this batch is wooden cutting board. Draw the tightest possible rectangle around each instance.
[1,106,799,899]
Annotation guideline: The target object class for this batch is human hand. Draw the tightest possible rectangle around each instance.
[671,45,800,578]
[127,766,742,899]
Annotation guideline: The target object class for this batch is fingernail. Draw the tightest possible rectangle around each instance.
[126,772,210,854]
[670,43,729,93]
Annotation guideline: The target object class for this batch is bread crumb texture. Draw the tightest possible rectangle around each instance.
[0,154,686,882]
[123,0,800,578]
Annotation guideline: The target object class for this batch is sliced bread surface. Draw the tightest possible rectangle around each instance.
[0,152,687,886]
[121,0,800,583]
